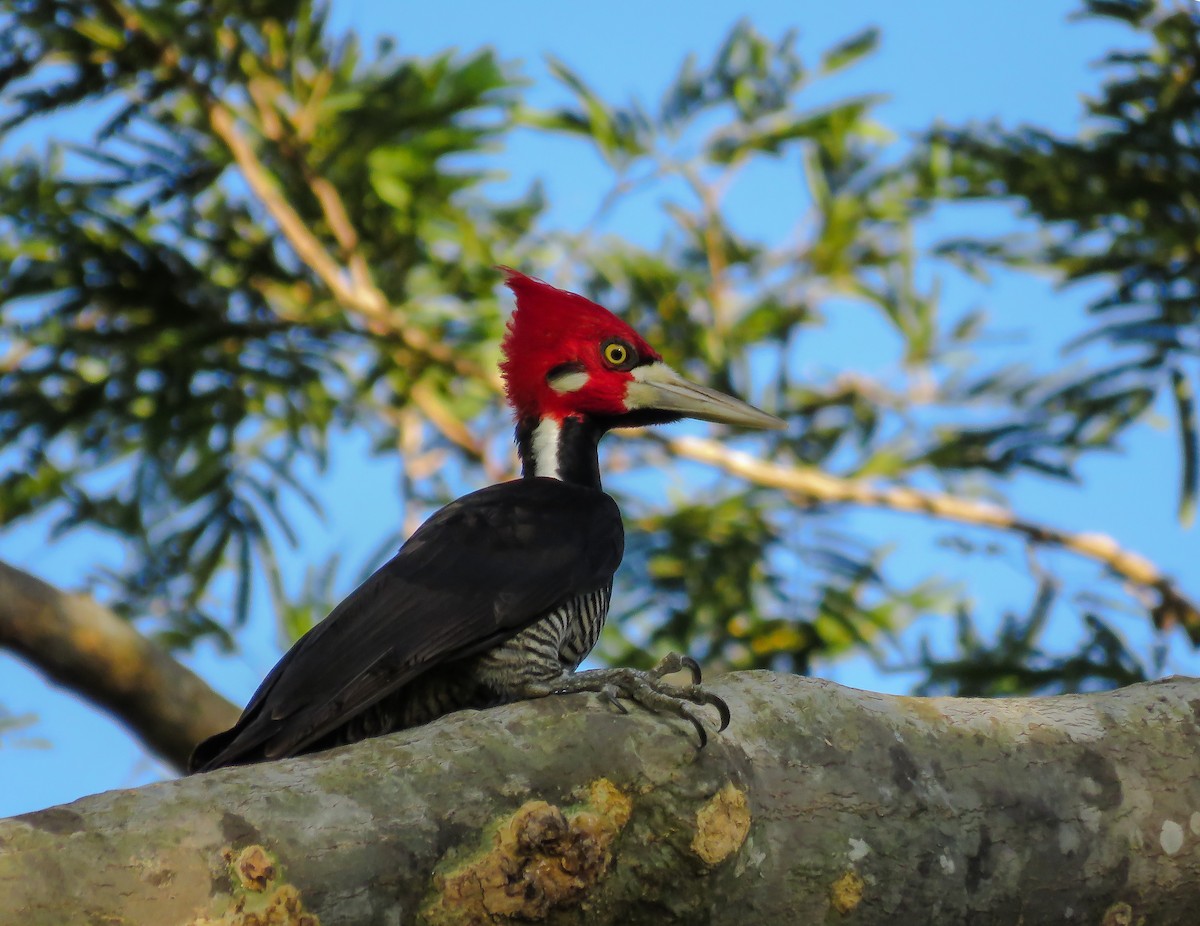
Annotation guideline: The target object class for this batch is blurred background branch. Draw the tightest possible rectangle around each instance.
[0,560,236,769]
[664,433,1198,640]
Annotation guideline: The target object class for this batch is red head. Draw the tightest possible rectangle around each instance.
[500,269,662,423]
[498,268,783,445]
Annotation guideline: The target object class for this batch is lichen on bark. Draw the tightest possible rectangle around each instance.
[691,783,750,866]
[422,778,632,924]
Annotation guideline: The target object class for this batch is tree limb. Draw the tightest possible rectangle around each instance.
[666,434,1200,641]
[202,101,492,386]
[0,561,239,771]
[97,0,494,392]
[2,673,1197,924]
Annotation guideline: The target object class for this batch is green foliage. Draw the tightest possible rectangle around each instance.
[0,0,536,639]
[909,581,1156,697]
[0,148,342,641]
[610,495,797,671]
[924,0,1200,523]
[608,493,954,677]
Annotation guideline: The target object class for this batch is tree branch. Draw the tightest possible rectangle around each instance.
[98,0,496,402]
[0,561,239,771]
[202,101,492,385]
[2,673,1197,924]
[665,434,1200,641]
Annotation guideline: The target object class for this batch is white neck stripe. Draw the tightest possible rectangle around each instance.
[530,418,562,479]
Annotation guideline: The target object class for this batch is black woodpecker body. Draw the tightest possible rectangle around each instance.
[189,269,783,772]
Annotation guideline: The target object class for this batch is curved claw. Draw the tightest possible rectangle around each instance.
[680,686,730,732]
[678,705,708,749]
[709,694,731,732]
[600,684,629,715]
[678,654,703,685]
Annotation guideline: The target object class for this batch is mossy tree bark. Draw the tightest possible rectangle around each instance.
[2,673,1198,925]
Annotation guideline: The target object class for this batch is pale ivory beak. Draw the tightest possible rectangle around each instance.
[625,362,785,430]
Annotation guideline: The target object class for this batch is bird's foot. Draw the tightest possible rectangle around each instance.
[647,651,703,683]
[550,653,729,747]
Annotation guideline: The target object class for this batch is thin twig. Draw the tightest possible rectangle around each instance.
[244,73,375,296]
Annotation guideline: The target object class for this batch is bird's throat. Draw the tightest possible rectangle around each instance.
[517,417,603,488]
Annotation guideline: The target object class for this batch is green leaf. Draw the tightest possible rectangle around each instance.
[819,27,880,75]
[1172,367,1198,527]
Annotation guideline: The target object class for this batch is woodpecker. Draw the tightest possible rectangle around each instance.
[189,269,783,772]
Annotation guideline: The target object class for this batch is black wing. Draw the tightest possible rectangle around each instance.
[190,478,623,771]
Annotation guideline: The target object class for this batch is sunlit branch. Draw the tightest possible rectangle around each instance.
[244,72,377,304]
[0,562,239,771]
[664,434,1200,642]
[97,2,497,454]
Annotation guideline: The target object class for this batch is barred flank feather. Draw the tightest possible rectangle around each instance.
[320,583,613,751]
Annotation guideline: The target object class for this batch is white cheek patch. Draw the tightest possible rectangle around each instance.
[548,370,591,394]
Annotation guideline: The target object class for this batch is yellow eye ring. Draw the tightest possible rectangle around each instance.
[603,341,630,367]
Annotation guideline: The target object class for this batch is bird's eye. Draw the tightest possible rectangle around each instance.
[602,339,636,369]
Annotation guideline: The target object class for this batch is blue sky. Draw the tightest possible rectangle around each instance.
[2,1,1195,817]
